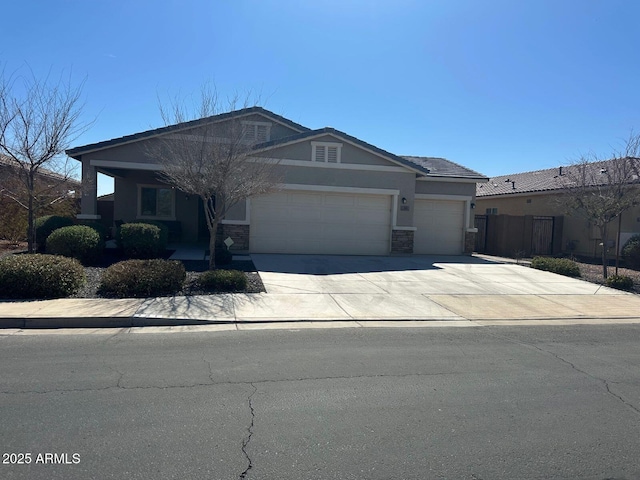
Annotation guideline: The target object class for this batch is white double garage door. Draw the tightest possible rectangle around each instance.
[249,190,466,255]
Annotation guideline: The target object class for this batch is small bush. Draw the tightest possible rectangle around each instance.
[0,254,85,299]
[34,215,74,250]
[77,220,108,240]
[46,225,104,265]
[605,275,634,291]
[119,223,168,259]
[116,220,169,248]
[98,259,185,298]
[622,234,640,270]
[197,269,247,292]
[530,257,581,277]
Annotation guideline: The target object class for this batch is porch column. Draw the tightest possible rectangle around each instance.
[77,159,101,220]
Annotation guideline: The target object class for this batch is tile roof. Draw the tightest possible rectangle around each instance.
[476,159,637,197]
[66,107,310,158]
[0,155,81,187]
[401,156,487,180]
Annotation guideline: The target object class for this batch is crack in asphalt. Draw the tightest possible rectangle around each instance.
[0,370,462,395]
[486,331,640,417]
[239,383,257,480]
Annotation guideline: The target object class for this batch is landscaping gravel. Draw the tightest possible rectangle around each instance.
[71,261,266,299]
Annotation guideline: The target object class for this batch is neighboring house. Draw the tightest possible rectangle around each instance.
[0,155,81,197]
[475,162,640,258]
[67,107,487,255]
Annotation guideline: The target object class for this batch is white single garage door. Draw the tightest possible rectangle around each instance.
[413,199,465,255]
[250,190,391,255]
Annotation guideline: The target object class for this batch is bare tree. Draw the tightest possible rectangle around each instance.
[0,68,89,252]
[560,133,640,278]
[150,87,281,269]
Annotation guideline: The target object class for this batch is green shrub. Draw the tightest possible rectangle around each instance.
[119,223,168,259]
[98,259,185,298]
[34,215,74,251]
[0,254,85,299]
[116,220,169,249]
[197,269,247,292]
[46,225,104,265]
[622,234,640,269]
[605,275,634,291]
[77,220,108,240]
[530,257,581,277]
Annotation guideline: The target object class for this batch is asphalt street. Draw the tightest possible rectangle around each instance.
[1,325,639,479]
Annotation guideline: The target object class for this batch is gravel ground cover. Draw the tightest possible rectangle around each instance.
[1,244,265,298]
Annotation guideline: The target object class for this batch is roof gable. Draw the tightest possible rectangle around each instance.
[67,107,310,158]
[254,128,439,175]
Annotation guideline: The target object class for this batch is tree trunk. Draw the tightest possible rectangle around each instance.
[27,185,35,253]
[600,224,608,279]
[208,220,217,270]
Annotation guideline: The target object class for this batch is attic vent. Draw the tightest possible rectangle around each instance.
[256,125,268,142]
[327,147,338,163]
[241,121,271,142]
[311,141,342,164]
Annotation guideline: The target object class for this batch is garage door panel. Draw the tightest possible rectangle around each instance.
[413,199,465,255]
[250,191,391,255]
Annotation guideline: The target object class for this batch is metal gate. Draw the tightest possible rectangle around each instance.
[532,216,554,255]
[474,215,487,253]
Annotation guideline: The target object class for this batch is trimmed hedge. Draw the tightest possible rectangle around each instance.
[98,259,186,298]
[116,220,169,249]
[0,254,85,299]
[46,225,104,265]
[119,223,168,259]
[605,275,634,291]
[77,220,108,240]
[530,257,581,277]
[197,269,247,292]
[34,215,74,250]
[622,234,640,270]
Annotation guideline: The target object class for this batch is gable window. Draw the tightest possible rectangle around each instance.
[138,185,175,219]
[311,142,342,163]
[242,121,271,142]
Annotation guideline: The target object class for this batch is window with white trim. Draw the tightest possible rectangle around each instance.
[242,121,271,142]
[138,185,175,219]
[311,142,342,163]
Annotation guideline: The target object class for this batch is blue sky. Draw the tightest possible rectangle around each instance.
[4,0,640,195]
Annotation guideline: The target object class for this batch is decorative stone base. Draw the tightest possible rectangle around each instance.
[391,229,414,254]
[464,231,476,255]
[216,223,250,251]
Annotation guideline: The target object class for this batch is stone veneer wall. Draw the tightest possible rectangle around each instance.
[464,231,476,255]
[391,229,414,254]
[216,223,250,251]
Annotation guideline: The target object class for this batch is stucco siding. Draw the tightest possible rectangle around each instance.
[415,179,476,197]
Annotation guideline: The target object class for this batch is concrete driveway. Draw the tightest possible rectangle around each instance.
[250,254,617,296]
[247,253,640,322]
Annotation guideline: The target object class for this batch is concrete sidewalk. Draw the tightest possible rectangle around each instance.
[2,254,640,329]
[2,291,640,329]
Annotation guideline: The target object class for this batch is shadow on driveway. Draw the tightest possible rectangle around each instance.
[250,254,497,275]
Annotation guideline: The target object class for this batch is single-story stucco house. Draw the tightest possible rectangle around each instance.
[67,107,487,255]
[475,161,640,258]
